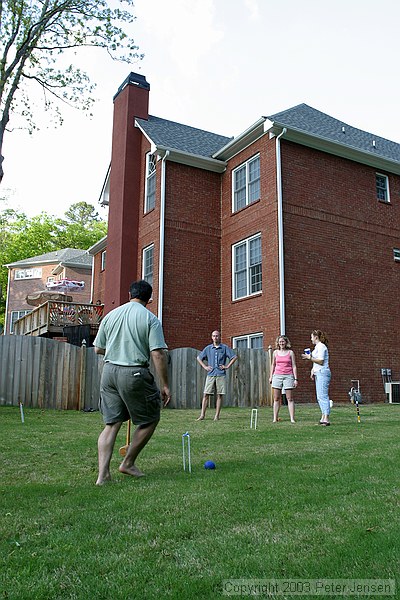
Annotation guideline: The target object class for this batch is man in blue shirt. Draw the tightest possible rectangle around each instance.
[196,330,238,421]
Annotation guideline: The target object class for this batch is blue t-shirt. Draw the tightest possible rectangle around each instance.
[198,344,236,377]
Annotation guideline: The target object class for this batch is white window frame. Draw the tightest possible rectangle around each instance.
[394,248,400,262]
[101,250,106,271]
[232,233,262,300]
[15,268,42,280]
[10,310,31,333]
[142,244,154,288]
[144,153,157,213]
[232,154,260,212]
[47,276,56,283]
[376,173,390,203]
[233,333,263,349]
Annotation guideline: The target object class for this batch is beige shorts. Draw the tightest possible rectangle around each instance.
[204,375,226,395]
[272,374,295,390]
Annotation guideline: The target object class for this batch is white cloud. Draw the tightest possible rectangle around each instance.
[244,0,260,20]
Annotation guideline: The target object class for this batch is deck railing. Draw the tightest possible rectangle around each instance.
[13,301,104,336]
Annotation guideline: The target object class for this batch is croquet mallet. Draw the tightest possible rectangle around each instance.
[119,419,131,456]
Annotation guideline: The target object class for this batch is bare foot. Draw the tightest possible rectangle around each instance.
[96,474,111,486]
[213,416,220,421]
[119,464,145,478]
[196,415,205,421]
[291,420,296,424]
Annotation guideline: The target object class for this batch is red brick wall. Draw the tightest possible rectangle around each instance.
[132,151,221,350]
[162,161,221,349]
[221,136,281,348]
[281,140,400,403]
[136,137,161,316]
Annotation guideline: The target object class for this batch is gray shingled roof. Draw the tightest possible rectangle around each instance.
[136,115,232,158]
[268,103,400,163]
[7,248,92,268]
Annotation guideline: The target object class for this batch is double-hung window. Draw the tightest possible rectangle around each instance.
[10,310,31,333]
[232,154,260,212]
[376,173,390,203]
[143,244,154,287]
[233,333,263,349]
[232,234,262,300]
[145,153,157,212]
[101,251,106,271]
[15,268,42,280]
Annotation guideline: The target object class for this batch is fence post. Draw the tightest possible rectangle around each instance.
[78,338,87,411]
[268,345,273,406]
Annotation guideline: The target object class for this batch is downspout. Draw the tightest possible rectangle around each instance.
[276,127,287,335]
[90,255,95,304]
[158,150,170,323]
[4,268,11,334]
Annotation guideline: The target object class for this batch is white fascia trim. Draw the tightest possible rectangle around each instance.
[99,164,110,206]
[213,117,268,160]
[269,123,400,175]
[88,236,107,255]
[156,146,227,173]
[134,120,157,154]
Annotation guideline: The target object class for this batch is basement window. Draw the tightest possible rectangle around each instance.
[233,333,263,349]
[394,248,400,262]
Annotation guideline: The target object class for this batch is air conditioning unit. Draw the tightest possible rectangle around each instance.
[384,382,400,403]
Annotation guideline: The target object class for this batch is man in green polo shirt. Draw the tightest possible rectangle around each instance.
[94,280,170,485]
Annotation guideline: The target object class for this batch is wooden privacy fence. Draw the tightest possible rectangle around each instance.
[0,336,273,411]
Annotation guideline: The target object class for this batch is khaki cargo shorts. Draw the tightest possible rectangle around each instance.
[204,375,226,395]
[99,362,161,426]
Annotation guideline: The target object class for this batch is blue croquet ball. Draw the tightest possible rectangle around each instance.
[204,460,216,470]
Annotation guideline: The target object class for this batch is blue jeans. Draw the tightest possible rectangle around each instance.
[314,367,331,415]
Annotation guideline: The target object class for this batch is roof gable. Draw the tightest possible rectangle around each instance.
[267,103,400,163]
[136,115,232,158]
[7,248,92,269]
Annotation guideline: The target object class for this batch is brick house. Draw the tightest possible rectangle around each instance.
[99,72,400,403]
[88,235,107,305]
[5,249,92,334]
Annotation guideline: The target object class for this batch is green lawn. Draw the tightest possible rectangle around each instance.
[1,404,399,599]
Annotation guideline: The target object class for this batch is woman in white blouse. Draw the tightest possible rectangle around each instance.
[302,330,331,426]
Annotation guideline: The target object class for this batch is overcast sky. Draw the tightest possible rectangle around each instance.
[2,0,400,218]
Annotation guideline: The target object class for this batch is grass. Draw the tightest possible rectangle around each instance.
[1,404,399,599]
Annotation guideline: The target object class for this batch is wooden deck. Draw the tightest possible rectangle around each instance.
[13,301,104,337]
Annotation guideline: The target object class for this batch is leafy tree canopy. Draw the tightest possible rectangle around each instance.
[0,200,107,327]
[0,0,142,181]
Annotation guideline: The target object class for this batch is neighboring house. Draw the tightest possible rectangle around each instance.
[5,248,92,335]
[87,235,107,305]
[98,72,400,403]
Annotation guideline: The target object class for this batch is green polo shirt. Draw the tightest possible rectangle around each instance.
[94,301,167,366]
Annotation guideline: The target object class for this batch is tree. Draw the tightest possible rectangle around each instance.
[56,201,107,248]
[0,201,107,327]
[0,0,142,182]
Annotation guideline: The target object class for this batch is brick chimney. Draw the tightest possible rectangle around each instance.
[104,73,150,311]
